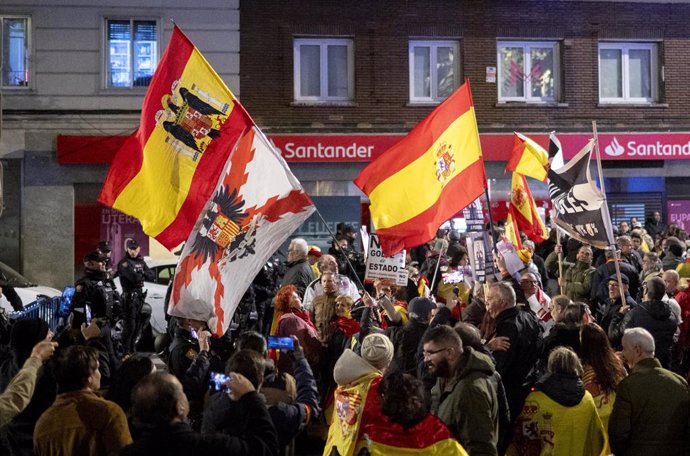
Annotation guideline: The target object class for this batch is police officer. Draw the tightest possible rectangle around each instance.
[97,240,121,317]
[73,251,118,328]
[117,239,154,355]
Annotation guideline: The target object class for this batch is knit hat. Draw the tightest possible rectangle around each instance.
[407,297,436,323]
[517,248,533,264]
[361,333,394,371]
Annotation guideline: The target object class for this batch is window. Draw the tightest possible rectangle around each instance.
[293,38,353,102]
[409,40,460,103]
[599,42,658,103]
[1,16,30,88]
[106,19,158,88]
[497,41,559,103]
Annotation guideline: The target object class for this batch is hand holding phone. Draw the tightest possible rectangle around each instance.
[267,336,294,350]
[209,371,230,392]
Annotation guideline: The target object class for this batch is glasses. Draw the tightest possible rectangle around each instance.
[422,347,449,358]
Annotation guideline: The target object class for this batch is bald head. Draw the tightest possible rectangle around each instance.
[318,254,338,274]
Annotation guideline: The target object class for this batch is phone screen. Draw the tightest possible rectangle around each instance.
[85,305,92,324]
[267,336,294,350]
[209,371,230,392]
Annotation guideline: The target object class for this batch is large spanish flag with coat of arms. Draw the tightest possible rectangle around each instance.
[354,81,487,256]
[99,26,251,249]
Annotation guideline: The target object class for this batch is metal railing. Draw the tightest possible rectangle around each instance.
[9,295,62,330]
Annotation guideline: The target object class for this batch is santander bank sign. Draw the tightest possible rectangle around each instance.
[268,133,690,163]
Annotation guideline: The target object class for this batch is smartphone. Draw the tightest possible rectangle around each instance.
[209,371,230,392]
[85,304,92,324]
[267,336,294,350]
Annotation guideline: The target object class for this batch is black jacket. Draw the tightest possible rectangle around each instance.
[535,372,585,407]
[595,294,637,336]
[280,259,314,298]
[117,255,154,293]
[590,261,640,310]
[167,328,211,407]
[386,318,429,376]
[541,322,581,361]
[491,307,542,422]
[609,299,678,368]
[122,392,279,456]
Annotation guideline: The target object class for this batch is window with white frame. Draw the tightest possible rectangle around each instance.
[599,42,658,103]
[497,41,559,102]
[106,19,158,88]
[293,38,353,102]
[1,16,30,88]
[409,40,460,103]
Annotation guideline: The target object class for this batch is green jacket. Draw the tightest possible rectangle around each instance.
[545,253,594,302]
[432,347,505,456]
[609,357,690,456]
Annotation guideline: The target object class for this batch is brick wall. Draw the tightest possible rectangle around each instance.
[240,0,690,132]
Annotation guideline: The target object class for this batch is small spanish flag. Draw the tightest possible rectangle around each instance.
[99,26,252,249]
[508,173,547,245]
[354,81,487,256]
[506,132,549,182]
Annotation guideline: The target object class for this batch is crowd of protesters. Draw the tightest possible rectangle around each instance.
[2,215,690,455]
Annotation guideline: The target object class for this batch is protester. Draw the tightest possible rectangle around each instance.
[271,285,320,373]
[609,328,690,456]
[33,345,132,456]
[662,236,685,271]
[645,211,666,239]
[303,254,360,312]
[596,274,637,337]
[590,249,640,313]
[122,371,279,456]
[281,238,315,298]
[309,272,339,344]
[519,271,551,320]
[423,325,506,456]
[507,347,606,456]
[105,354,155,414]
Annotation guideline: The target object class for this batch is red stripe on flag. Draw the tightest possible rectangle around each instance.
[354,83,474,195]
[374,159,486,255]
[154,106,251,248]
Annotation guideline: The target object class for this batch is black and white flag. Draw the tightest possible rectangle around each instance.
[548,139,615,249]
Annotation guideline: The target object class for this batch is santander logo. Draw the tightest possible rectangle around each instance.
[604,137,625,157]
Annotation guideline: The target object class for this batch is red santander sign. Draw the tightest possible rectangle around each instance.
[270,132,690,163]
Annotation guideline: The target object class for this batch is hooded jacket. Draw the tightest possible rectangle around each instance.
[507,373,606,456]
[432,347,509,456]
[609,299,678,368]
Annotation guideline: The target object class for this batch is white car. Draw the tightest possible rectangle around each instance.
[0,261,62,314]
[114,257,178,336]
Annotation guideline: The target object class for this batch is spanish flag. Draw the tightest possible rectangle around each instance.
[99,26,251,249]
[508,173,547,245]
[506,132,549,182]
[354,81,486,256]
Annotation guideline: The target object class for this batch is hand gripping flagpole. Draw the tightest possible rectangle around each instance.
[592,121,625,297]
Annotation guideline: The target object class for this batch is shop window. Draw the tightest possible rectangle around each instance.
[105,19,159,88]
[293,38,353,103]
[409,40,460,103]
[497,41,560,103]
[1,16,30,88]
[599,42,658,104]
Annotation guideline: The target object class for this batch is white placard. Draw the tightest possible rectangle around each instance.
[486,66,497,83]
[364,234,408,286]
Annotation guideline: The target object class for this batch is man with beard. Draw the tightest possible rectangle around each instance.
[546,245,595,304]
[424,325,507,456]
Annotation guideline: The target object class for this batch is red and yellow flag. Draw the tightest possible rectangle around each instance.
[99,26,251,249]
[506,132,549,182]
[508,173,547,245]
[354,81,487,256]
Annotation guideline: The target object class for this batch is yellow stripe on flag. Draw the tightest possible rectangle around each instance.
[112,49,239,236]
[368,108,481,230]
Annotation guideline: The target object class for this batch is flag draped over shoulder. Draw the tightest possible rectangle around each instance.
[168,127,314,335]
[99,26,251,249]
[548,140,615,249]
[506,132,549,182]
[354,81,487,256]
[507,173,547,246]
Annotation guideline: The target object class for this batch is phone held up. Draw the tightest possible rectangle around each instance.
[209,371,230,392]
[267,336,294,350]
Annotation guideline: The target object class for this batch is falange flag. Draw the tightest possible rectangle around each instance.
[548,139,615,249]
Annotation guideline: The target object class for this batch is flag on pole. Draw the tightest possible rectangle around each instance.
[506,132,549,182]
[548,140,615,249]
[169,126,314,335]
[548,131,564,170]
[507,173,548,246]
[99,26,252,249]
[354,81,487,256]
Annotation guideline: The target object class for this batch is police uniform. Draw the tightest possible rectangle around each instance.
[117,240,154,354]
[72,252,118,328]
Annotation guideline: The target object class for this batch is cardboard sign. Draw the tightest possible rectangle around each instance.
[365,234,408,286]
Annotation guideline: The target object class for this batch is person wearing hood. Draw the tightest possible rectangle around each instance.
[608,276,678,368]
[507,347,606,456]
[424,325,508,456]
[323,333,393,456]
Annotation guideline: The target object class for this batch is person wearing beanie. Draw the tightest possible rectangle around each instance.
[325,334,393,456]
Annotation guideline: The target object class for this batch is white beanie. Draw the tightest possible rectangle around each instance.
[361,333,394,371]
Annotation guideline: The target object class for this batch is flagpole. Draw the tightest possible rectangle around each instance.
[430,240,448,299]
[556,227,565,295]
[313,208,366,292]
[592,121,625,296]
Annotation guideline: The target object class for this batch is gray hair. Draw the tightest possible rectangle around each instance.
[623,327,655,356]
[522,240,535,252]
[489,282,516,307]
[547,346,584,378]
[290,238,309,258]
